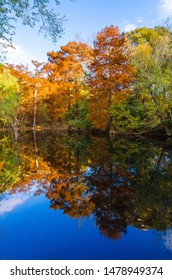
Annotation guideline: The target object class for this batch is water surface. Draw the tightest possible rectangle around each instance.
[0,131,172,259]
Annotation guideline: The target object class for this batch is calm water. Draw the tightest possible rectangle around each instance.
[0,131,172,260]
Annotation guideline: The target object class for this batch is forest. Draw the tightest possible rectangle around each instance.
[0,24,172,138]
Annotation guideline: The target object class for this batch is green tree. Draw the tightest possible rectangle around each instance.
[0,66,20,137]
[110,95,148,131]
[127,27,172,129]
[0,136,21,193]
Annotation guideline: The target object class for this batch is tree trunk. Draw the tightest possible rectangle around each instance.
[163,87,172,120]
[33,130,39,171]
[150,90,163,121]
[13,125,19,141]
[33,86,37,128]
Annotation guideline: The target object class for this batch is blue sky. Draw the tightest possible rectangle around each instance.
[5,0,172,67]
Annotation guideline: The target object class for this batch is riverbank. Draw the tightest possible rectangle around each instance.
[0,121,172,142]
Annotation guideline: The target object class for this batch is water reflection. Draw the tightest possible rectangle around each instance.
[0,183,37,215]
[0,131,172,246]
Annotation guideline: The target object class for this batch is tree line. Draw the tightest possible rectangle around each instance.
[0,24,172,137]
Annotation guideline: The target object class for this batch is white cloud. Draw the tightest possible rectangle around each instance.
[0,195,29,215]
[124,24,137,32]
[163,229,172,251]
[157,0,172,18]
[0,184,37,215]
[5,43,35,70]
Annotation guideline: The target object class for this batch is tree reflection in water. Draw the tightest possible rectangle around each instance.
[1,131,172,243]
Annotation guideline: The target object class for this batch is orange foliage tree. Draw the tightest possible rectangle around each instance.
[88,25,135,132]
[44,41,92,123]
[8,62,52,128]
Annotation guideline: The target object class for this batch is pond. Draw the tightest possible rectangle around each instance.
[0,131,172,260]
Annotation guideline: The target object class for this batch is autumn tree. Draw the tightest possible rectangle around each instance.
[7,64,35,126]
[8,62,52,128]
[44,41,92,126]
[88,25,135,133]
[31,60,51,128]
